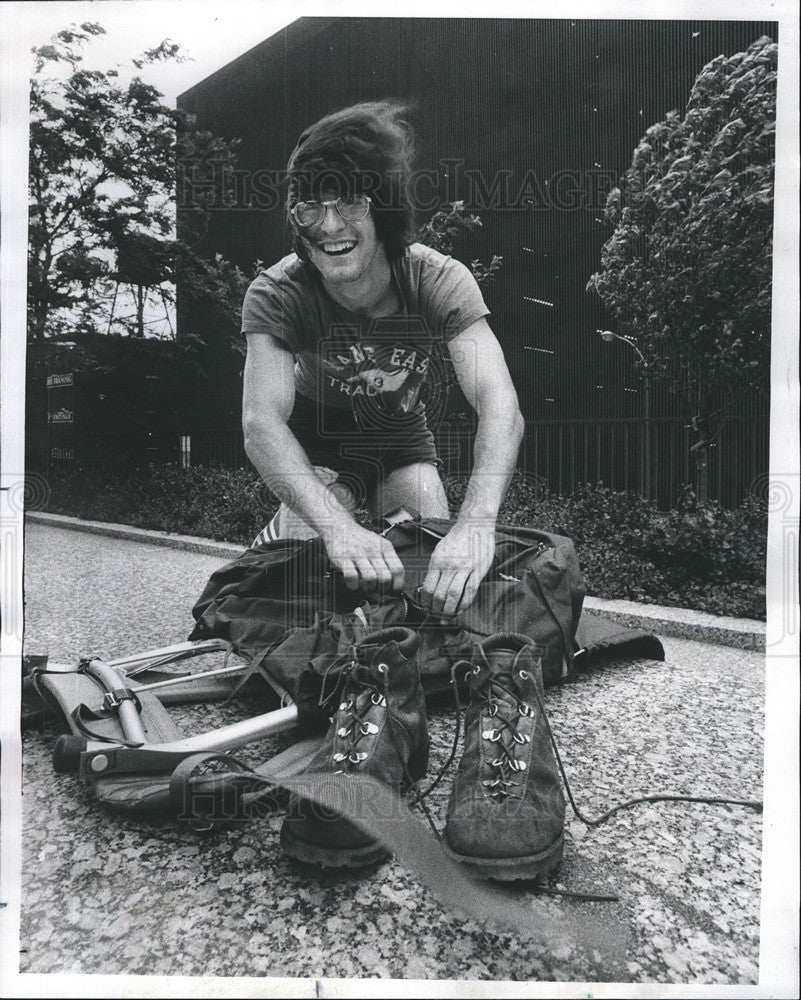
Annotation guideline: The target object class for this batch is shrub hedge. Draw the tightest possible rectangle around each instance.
[31,465,766,620]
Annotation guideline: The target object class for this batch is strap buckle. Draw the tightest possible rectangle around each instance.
[102,687,140,713]
[379,506,419,536]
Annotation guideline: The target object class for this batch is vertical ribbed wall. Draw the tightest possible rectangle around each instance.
[178,18,776,426]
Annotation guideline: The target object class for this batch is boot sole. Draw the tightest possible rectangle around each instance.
[279,824,391,869]
[279,742,429,870]
[444,832,564,882]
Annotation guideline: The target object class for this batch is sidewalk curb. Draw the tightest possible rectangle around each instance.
[582,596,764,652]
[25,510,246,559]
[26,510,766,651]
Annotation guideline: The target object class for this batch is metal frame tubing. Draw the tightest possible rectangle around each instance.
[82,703,299,757]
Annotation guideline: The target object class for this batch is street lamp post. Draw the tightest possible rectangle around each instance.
[599,331,652,498]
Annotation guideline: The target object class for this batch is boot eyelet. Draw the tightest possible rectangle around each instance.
[472,665,481,675]
[377,663,388,674]
[482,728,500,741]
[518,669,530,680]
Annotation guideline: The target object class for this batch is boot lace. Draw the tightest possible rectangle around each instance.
[409,641,763,902]
[315,643,452,840]
[523,675,763,827]
[316,648,388,774]
[192,637,764,905]
[469,646,537,803]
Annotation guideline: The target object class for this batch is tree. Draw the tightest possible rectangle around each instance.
[28,22,240,341]
[417,200,503,290]
[586,36,776,499]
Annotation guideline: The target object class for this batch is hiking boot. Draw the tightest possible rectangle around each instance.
[444,633,565,881]
[280,626,429,868]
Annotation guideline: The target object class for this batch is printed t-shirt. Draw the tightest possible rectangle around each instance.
[241,242,490,421]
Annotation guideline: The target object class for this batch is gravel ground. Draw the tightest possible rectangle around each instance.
[18,523,765,985]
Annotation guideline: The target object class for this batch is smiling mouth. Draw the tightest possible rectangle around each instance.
[318,240,358,257]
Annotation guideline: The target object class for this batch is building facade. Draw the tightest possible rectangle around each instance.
[177,18,775,505]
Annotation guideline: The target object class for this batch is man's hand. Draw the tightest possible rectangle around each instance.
[420,520,496,618]
[321,519,405,594]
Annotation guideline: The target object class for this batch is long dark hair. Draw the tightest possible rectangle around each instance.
[286,100,417,262]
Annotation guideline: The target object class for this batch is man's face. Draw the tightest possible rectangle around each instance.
[295,191,386,287]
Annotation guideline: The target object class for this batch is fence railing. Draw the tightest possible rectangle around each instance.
[30,415,769,509]
[185,430,248,470]
[174,416,769,508]
[529,415,769,508]
[432,416,769,508]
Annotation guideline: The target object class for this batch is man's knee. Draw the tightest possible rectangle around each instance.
[253,467,354,545]
[329,480,356,510]
[311,466,355,510]
[376,461,450,518]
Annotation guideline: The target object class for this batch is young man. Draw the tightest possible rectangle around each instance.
[241,100,525,620]
[241,103,564,879]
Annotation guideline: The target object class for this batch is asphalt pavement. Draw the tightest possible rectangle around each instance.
[18,522,765,986]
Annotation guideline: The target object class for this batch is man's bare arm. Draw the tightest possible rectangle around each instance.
[420,318,524,617]
[242,333,353,533]
[242,333,404,591]
[449,318,525,524]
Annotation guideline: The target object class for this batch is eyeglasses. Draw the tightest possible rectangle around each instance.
[291,194,372,228]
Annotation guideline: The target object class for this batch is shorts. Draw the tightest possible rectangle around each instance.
[251,392,441,546]
[286,392,441,505]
